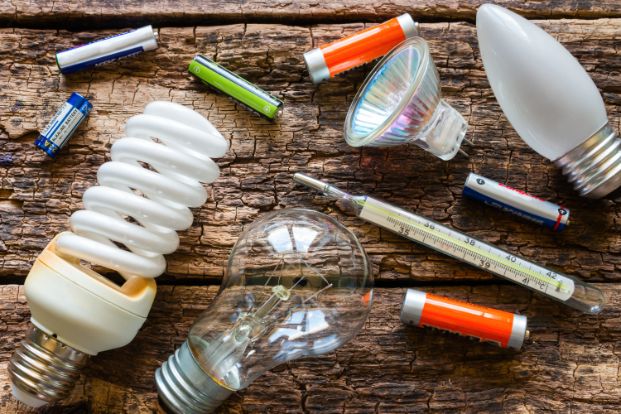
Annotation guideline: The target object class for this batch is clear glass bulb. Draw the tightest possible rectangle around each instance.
[155,208,373,413]
[477,4,621,198]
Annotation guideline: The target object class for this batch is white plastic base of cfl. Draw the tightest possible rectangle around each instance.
[24,235,156,355]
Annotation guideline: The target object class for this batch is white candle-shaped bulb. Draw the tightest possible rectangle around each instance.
[477,4,621,198]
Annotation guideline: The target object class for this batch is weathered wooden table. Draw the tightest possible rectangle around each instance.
[1,1,621,413]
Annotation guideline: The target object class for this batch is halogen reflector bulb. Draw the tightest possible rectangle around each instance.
[477,4,621,198]
[155,208,373,413]
[344,36,468,160]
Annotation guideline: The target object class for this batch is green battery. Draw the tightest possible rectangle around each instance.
[189,54,283,120]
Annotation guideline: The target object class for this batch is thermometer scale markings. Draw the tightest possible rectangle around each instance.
[360,197,574,300]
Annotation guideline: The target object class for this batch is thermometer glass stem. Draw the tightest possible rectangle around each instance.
[293,173,605,314]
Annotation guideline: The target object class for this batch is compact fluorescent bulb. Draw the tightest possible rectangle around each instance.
[9,102,228,407]
[477,4,621,198]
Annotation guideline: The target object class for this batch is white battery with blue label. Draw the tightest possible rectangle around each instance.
[35,93,92,158]
[463,173,570,231]
[56,26,158,74]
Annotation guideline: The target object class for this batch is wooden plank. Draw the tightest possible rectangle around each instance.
[1,284,620,413]
[1,20,621,283]
[1,1,621,27]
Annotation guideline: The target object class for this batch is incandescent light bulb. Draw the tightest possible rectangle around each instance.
[477,4,621,198]
[155,208,374,413]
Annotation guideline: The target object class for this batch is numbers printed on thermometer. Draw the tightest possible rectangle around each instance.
[360,197,575,301]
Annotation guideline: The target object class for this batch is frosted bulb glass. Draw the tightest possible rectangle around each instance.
[477,4,621,198]
[155,209,373,414]
[9,102,228,407]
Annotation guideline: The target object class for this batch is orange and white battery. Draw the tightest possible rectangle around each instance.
[400,289,528,350]
[304,14,418,84]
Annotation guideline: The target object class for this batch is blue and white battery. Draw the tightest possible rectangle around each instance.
[463,172,570,231]
[35,93,92,158]
[56,25,158,74]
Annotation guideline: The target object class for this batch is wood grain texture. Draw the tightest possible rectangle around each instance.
[1,20,621,284]
[2,5,621,414]
[1,284,620,413]
[1,1,621,27]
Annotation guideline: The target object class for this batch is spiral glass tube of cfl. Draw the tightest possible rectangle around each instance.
[155,208,373,413]
[293,173,605,314]
[477,4,621,198]
[9,102,228,407]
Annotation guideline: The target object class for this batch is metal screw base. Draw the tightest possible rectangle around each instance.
[155,341,233,414]
[9,325,89,407]
[555,123,621,198]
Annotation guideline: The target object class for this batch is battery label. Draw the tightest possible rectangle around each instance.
[463,173,569,231]
[56,26,158,74]
[42,104,86,148]
[36,93,91,158]
[59,46,144,74]
[189,55,283,120]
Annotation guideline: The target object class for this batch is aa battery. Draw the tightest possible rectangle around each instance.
[463,173,570,231]
[400,289,528,350]
[303,14,418,84]
[35,93,92,158]
[188,55,283,120]
[56,25,158,74]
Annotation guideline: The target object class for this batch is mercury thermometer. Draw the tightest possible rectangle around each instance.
[293,173,605,314]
